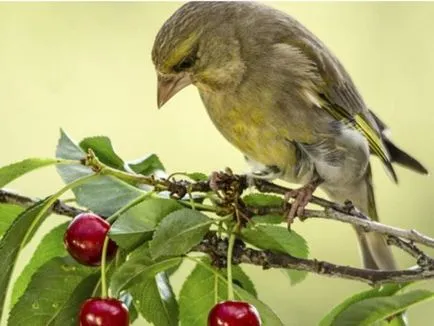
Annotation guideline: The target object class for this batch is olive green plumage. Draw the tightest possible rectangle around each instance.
[152,1,428,271]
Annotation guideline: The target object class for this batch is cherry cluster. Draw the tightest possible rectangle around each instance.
[64,213,261,325]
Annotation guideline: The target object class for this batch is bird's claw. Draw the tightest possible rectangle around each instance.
[284,183,317,229]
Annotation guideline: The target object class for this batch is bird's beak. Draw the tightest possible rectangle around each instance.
[157,73,192,109]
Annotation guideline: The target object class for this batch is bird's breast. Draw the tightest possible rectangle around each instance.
[199,91,298,171]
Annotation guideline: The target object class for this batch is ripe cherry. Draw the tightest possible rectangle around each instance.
[208,300,262,326]
[79,298,129,326]
[64,213,117,266]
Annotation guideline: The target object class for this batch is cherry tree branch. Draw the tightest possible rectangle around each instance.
[0,189,84,218]
[2,185,434,285]
[194,232,434,286]
[1,162,434,286]
[249,179,434,249]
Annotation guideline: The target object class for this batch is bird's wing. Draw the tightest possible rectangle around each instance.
[286,30,398,182]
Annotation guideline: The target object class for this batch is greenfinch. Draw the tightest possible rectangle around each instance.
[152,1,428,272]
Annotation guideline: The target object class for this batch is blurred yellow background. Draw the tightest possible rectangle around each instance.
[1,2,433,325]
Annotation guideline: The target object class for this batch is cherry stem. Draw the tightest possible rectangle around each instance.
[100,235,110,298]
[227,223,239,301]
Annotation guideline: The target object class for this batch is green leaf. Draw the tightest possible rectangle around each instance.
[55,129,93,185]
[110,251,182,296]
[332,289,434,326]
[243,193,284,207]
[184,172,208,182]
[241,224,308,258]
[0,204,23,238]
[0,158,59,188]
[237,193,285,224]
[128,154,165,175]
[110,198,182,250]
[56,129,87,161]
[8,256,96,326]
[320,283,410,326]
[79,136,125,171]
[242,225,308,285]
[11,222,69,306]
[228,265,257,297]
[0,200,51,317]
[284,269,308,286]
[48,273,100,325]
[72,176,144,217]
[179,258,284,326]
[56,130,144,216]
[150,208,212,259]
[130,272,179,326]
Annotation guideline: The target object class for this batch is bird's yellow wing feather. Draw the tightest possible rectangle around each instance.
[320,99,398,183]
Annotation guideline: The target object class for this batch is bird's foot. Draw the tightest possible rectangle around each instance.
[284,178,323,229]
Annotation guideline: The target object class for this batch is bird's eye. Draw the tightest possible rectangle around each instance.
[173,54,196,72]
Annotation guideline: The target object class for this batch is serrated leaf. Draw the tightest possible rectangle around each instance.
[110,252,182,296]
[110,198,182,250]
[49,273,100,325]
[72,176,144,217]
[0,199,51,317]
[185,172,208,182]
[179,259,284,326]
[56,130,91,183]
[150,208,212,259]
[0,204,23,237]
[128,154,165,176]
[243,193,284,207]
[56,130,144,216]
[11,222,69,306]
[8,256,96,326]
[332,289,434,326]
[320,283,410,326]
[242,225,308,285]
[79,136,125,171]
[130,272,179,326]
[56,129,87,161]
[241,224,308,258]
[0,158,59,188]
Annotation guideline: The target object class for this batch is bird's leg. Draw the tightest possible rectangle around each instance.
[285,176,323,227]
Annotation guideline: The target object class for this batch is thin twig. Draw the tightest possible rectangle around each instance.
[249,179,434,249]
[303,208,434,249]
[387,236,434,269]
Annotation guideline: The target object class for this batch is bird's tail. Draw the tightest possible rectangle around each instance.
[355,166,396,270]
[324,165,396,270]
[324,165,408,324]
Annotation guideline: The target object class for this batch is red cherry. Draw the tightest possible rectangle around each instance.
[208,301,261,326]
[64,213,117,266]
[79,298,129,326]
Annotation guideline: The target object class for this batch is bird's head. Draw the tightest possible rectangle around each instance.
[152,2,247,108]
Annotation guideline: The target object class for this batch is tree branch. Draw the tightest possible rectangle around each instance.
[0,189,85,218]
[2,166,434,286]
[194,232,434,286]
[249,179,434,249]
[303,208,434,248]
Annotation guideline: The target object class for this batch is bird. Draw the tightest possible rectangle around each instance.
[152,1,428,272]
